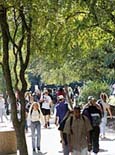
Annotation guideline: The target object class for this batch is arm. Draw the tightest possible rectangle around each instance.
[55,116,59,126]
[107,107,112,118]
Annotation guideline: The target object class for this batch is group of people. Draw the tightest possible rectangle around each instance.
[55,92,113,155]
[0,87,113,155]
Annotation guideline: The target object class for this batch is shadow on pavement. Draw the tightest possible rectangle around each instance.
[33,151,47,155]
[100,137,115,141]
[99,148,108,153]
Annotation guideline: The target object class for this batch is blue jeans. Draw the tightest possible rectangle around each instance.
[63,144,69,155]
[31,121,41,149]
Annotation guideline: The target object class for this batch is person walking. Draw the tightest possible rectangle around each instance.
[28,102,44,152]
[82,97,102,155]
[63,105,92,155]
[98,93,112,139]
[58,110,73,155]
[55,95,69,126]
[55,95,70,154]
[40,89,52,128]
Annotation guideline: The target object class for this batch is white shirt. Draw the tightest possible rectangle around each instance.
[41,95,52,109]
[30,110,40,122]
[28,103,44,124]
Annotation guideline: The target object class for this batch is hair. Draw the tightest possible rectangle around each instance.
[100,93,108,101]
[73,105,81,111]
[32,102,39,108]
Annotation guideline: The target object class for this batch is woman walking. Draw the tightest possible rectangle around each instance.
[28,102,44,152]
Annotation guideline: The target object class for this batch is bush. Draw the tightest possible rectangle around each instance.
[78,80,110,105]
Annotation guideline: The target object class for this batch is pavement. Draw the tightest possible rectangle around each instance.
[0,116,115,155]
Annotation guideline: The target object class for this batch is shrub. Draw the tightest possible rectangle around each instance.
[78,80,110,105]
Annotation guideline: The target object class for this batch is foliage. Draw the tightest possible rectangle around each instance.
[28,0,115,85]
[78,80,110,104]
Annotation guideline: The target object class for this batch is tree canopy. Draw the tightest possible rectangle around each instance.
[28,0,115,85]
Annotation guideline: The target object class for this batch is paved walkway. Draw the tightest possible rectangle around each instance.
[0,116,115,155]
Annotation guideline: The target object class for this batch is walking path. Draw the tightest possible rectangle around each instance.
[0,116,115,155]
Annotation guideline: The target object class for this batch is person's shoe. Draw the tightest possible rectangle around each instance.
[44,124,47,128]
[47,122,50,127]
[37,146,40,151]
[33,148,36,152]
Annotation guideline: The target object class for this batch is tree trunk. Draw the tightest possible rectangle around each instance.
[0,5,28,155]
[15,125,28,155]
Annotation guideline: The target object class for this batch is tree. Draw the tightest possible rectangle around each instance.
[28,0,115,85]
[0,1,32,155]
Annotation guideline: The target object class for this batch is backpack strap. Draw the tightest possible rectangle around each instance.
[30,108,40,115]
[82,115,85,121]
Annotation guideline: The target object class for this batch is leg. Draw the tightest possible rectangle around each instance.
[81,147,88,155]
[31,122,36,150]
[42,108,47,128]
[63,144,69,155]
[71,149,81,155]
[46,114,50,127]
[92,126,100,154]
[36,121,41,149]
[44,115,47,128]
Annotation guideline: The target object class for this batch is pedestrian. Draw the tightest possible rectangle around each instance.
[82,97,102,155]
[28,102,44,152]
[63,105,92,155]
[99,93,112,139]
[55,95,70,153]
[58,110,73,155]
[55,95,69,126]
[40,89,52,128]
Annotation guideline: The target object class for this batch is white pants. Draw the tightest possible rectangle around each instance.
[71,147,88,155]
[100,112,107,136]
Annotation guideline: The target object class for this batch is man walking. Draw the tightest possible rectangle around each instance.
[82,97,102,155]
[64,106,92,155]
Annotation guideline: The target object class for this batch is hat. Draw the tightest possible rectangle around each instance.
[88,96,93,100]
[58,95,64,100]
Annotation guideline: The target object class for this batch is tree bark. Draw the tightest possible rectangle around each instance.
[0,5,28,155]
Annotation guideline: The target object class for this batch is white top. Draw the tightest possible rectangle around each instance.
[41,95,52,109]
[30,110,40,122]
[101,100,110,112]
[28,103,44,123]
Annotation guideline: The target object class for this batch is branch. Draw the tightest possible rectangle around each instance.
[65,11,88,22]
[19,6,29,30]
